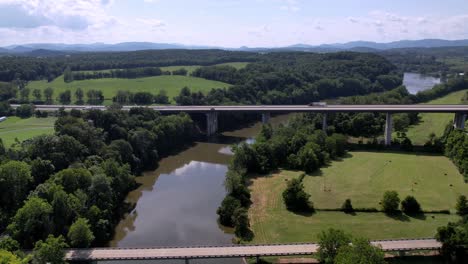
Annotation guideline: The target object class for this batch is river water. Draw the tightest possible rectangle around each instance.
[101,115,291,264]
[102,74,440,263]
[403,72,441,94]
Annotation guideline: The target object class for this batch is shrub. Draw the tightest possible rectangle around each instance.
[15,104,34,118]
[341,199,354,213]
[317,228,352,264]
[282,177,313,212]
[456,195,468,216]
[401,195,422,214]
[381,191,400,214]
[216,195,241,227]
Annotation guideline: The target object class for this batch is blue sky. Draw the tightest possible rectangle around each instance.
[0,0,467,47]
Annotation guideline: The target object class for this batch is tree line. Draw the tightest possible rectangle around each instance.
[0,49,258,82]
[0,107,198,257]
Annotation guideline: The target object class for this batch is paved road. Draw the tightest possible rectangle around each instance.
[64,239,441,261]
[12,104,468,113]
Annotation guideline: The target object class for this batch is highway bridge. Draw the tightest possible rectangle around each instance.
[64,238,441,263]
[12,104,468,145]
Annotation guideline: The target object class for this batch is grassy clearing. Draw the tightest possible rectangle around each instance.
[76,62,249,75]
[26,75,231,104]
[0,116,56,147]
[248,151,465,244]
[403,89,467,145]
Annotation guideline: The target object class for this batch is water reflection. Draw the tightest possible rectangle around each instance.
[403,72,441,94]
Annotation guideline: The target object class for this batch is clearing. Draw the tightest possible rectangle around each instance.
[248,151,466,244]
[0,116,56,147]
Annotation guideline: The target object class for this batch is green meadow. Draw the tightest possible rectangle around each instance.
[0,116,56,147]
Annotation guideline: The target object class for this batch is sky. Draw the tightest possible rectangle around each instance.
[0,0,468,47]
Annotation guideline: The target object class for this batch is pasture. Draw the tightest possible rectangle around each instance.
[248,151,466,244]
[0,116,56,147]
[26,75,231,104]
[403,89,467,145]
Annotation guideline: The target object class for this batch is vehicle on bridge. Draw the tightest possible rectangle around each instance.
[309,102,327,106]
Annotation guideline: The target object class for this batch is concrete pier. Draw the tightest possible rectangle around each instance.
[453,113,466,130]
[322,113,327,132]
[385,113,392,146]
[206,112,218,136]
[262,112,271,124]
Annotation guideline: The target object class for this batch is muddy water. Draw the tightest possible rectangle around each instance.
[102,114,292,263]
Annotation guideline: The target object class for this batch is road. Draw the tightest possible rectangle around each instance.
[64,239,441,261]
[11,104,468,113]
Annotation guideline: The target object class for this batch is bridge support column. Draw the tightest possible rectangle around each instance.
[453,113,466,130]
[322,113,328,132]
[261,112,271,124]
[384,112,392,146]
[256,255,260,264]
[185,258,190,264]
[206,112,218,136]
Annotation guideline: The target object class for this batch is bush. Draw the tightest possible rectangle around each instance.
[381,191,400,214]
[401,195,422,214]
[15,104,34,118]
[317,228,352,264]
[341,199,354,213]
[282,177,313,212]
[216,195,241,227]
[456,195,468,216]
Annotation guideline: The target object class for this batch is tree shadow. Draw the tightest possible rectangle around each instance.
[387,211,410,222]
[408,213,427,220]
[291,208,316,217]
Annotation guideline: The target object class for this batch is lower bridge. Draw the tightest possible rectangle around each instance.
[64,238,441,262]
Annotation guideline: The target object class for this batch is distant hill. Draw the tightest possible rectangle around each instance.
[1,39,468,54]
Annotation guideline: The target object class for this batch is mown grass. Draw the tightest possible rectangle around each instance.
[248,151,465,244]
[400,89,468,145]
[0,116,56,147]
[26,74,231,104]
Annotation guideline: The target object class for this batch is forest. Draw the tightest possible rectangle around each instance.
[0,107,198,254]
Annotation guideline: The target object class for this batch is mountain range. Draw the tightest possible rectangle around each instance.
[1,39,468,54]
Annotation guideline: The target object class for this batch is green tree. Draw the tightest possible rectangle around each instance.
[7,197,53,247]
[232,208,253,241]
[317,228,352,264]
[32,235,68,264]
[32,89,42,101]
[0,161,32,210]
[15,104,34,118]
[341,199,354,213]
[436,218,468,260]
[0,249,25,264]
[456,195,468,216]
[58,90,71,105]
[67,218,95,248]
[282,177,312,212]
[335,237,386,264]
[381,190,400,214]
[217,195,241,227]
[30,158,55,185]
[19,87,30,102]
[44,87,54,104]
[401,195,422,215]
[63,66,73,83]
[75,88,84,104]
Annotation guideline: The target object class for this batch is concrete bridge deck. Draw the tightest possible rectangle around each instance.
[64,239,441,261]
[13,104,468,113]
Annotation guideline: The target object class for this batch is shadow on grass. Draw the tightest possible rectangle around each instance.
[408,213,427,220]
[387,211,411,222]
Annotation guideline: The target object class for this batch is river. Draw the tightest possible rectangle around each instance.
[403,72,441,94]
[103,73,441,263]
[101,115,291,264]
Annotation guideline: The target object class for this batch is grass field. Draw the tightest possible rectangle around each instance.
[403,89,468,145]
[248,151,466,243]
[77,62,250,75]
[0,116,56,147]
[26,74,231,104]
